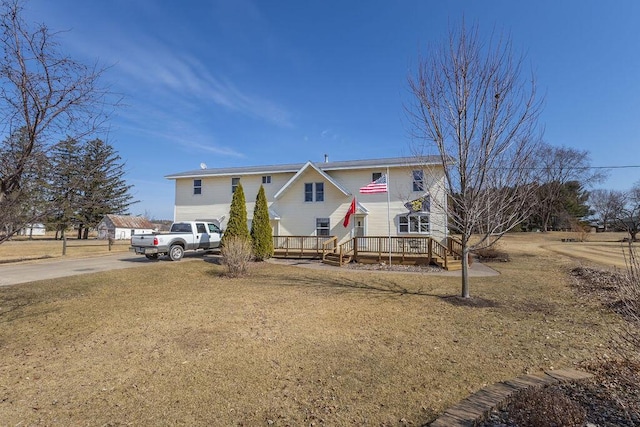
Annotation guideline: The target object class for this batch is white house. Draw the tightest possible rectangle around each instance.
[97,215,156,240]
[17,223,46,237]
[165,156,448,245]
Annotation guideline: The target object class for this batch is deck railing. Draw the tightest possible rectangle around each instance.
[431,239,450,270]
[447,236,463,258]
[273,235,336,258]
[273,235,456,268]
[321,236,338,261]
[353,236,433,255]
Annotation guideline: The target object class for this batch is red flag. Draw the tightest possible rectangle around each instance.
[343,198,356,227]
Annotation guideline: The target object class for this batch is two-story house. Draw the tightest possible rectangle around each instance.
[165,156,447,244]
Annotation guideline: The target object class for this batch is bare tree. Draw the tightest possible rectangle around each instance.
[589,188,620,232]
[0,0,115,243]
[612,183,640,242]
[407,23,542,298]
[533,144,605,231]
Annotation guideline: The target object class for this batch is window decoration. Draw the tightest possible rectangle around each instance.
[404,195,430,212]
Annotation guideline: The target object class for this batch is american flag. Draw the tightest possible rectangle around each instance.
[359,174,387,194]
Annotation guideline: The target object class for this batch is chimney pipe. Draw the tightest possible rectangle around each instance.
[324,154,329,163]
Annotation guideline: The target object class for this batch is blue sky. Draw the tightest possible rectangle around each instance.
[25,0,640,220]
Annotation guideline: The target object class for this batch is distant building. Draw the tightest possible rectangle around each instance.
[17,223,46,237]
[97,215,156,240]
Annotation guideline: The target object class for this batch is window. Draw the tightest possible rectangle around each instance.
[304,183,314,202]
[316,218,330,236]
[372,172,382,182]
[171,223,193,233]
[398,213,430,234]
[315,182,324,202]
[412,170,424,192]
[262,175,271,184]
[196,223,207,234]
[231,177,240,193]
[193,179,202,195]
[304,182,324,202]
[207,223,221,234]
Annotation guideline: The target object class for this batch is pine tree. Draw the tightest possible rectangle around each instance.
[221,182,249,247]
[250,185,273,261]
[76,139,136,238]
[47,137,83,238]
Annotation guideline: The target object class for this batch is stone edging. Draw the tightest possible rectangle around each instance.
[429,368,593,426]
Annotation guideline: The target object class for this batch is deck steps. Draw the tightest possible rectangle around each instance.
[433,256,462,271]
[322,252,352,266]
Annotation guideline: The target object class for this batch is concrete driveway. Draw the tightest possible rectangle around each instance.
[0,253,157,287]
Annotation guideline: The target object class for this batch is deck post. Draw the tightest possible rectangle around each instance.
[353,237,358,261]
[428,237,433,264]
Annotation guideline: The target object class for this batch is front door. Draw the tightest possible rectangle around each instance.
[354,215,365,237]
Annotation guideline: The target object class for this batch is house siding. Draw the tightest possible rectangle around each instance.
[171,159,448,243]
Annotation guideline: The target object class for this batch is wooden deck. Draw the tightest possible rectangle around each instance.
[272,235,463,271]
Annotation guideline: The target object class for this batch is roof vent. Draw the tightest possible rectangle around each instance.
[324,154,329,163]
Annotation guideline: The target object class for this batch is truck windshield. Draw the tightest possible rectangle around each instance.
[170,223,192,233]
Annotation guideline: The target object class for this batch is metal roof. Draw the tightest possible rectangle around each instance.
[102,214,155,229]
[165,156,442,179]
[273,161,352,199]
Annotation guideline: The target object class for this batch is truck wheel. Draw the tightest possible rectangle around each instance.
[169,245,184,261]
[145,254,158,260]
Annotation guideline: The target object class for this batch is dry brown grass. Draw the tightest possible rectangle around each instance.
[0,237,131,263]
[0,231,628,425]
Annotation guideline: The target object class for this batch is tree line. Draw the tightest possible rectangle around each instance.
[0,0,133,242]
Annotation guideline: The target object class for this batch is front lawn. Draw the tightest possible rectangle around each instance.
[0,235,627,425]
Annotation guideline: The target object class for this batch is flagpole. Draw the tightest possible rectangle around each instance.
[387,167,391,265]
[352,196,356,238]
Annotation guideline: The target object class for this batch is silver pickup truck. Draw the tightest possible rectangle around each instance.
[130,221,222,261]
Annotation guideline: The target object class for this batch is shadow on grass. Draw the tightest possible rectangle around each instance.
[438,295,501,308]
[204,256,506,307]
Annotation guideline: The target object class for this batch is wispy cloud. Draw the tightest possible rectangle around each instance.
[77,33,293,129]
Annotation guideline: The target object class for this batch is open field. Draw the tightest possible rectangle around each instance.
[0,232,634,425]
[0,237,131,263]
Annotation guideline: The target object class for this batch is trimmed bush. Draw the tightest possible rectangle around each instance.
[250,185,273,261]
[221,182,249,247]
[221,236,252,277]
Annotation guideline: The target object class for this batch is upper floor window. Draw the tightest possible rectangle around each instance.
[231,177,240,193]
[304,182,324,202]
[315,182,324,202]
[412,170,424,192]
[398,213,430,234]
[372,172,382,182]
[193,179,202,195]
[262,175,272,184]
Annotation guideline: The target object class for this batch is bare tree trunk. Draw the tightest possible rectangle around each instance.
[461,246,470,298]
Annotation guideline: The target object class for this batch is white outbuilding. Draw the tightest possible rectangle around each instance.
[97,215,156,240]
